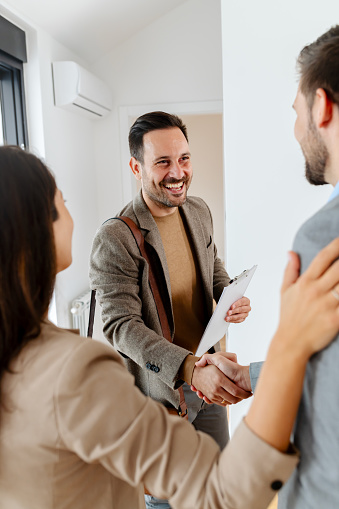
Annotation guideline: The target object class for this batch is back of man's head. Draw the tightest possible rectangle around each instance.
[128,111,188,164]
[298,25,339,109]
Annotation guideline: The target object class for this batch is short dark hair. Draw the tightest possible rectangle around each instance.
[128,111,188,163]
[0,146,57,406]
[297,25,339,108]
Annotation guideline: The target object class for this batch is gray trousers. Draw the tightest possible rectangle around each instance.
[145,383,229,509]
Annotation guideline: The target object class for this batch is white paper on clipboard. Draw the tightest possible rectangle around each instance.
[195,265,257,357]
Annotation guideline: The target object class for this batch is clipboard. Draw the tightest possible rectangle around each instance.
[195,265,257,357]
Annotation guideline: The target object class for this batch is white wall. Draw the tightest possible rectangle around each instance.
[92,0,223,223]
[37,33,102,326]
[221,0,339,433]
[1,3,101,327]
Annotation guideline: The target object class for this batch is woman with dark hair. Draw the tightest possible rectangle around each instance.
[1,145,339,509]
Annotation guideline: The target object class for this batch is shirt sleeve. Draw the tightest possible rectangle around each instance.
[249,361,264,392]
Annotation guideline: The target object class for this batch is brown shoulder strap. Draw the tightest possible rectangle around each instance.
[88,216,171,340]
[118,216,172,343]
[87,289,96,338]
[88,215,187,417]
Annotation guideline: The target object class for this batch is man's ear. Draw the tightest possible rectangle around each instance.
[129,157,142,180]
[313,88,333,128]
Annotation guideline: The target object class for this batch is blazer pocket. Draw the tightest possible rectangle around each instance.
[206,236,212,248]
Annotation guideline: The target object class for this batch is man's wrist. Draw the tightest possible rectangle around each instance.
[238,365,252,392]
[178,354,200,385]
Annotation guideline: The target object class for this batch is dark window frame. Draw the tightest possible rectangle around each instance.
[0,50,28,147]
[0,16,28,148]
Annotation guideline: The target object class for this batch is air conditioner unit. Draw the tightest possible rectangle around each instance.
[52,61,112,119]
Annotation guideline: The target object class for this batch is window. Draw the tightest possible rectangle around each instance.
[0,17,28,148]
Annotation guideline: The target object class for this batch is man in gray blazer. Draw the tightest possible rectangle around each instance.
[90,112,253,509]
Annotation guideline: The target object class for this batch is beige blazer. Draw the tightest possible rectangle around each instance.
[0,321,298,508]
[89,192,230,409]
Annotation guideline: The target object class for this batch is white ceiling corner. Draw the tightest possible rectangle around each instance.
[1,0,189,63]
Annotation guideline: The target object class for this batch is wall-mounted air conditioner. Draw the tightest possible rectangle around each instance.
[52,61,112,119]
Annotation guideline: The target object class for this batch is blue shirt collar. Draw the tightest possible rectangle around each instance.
[328,180,339,202]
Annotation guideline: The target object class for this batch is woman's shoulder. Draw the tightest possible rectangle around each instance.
[40,320,124,366]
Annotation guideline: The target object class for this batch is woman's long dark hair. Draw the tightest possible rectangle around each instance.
[0,146,57,402]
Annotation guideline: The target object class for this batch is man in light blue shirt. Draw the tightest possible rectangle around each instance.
[328,181,339,202]
[253,26,339,509]
[277,28,339,502]
[198,25,339,509]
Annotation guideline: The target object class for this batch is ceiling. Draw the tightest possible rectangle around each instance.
[2,0,189,63]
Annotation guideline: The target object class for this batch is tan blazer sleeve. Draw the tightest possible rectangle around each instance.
[55,339,298,509]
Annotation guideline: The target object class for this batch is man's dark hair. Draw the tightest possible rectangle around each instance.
[128,111,188,163]
[298,25,339,108]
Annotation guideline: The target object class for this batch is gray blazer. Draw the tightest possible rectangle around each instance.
[278,195,339,508]
[89,191,230,409]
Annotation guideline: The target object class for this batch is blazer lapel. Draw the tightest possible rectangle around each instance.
[131,192,214,330]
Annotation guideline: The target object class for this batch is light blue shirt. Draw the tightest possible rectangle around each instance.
[328,180,339,202]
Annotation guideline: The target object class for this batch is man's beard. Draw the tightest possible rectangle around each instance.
[302,118,329,186]
[144,177,191,210]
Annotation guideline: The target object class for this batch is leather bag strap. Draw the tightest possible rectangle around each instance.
[118,217,187,418]
[88,216,187,418]
[118,217,172,341]
[87,289,96,338]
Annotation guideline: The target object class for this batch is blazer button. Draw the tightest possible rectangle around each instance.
[271,480,283,491]
[146,362,151,370]
[154,366,160,373]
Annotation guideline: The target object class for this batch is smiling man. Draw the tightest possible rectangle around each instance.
[130,126,193,213]
[90,111,252,509]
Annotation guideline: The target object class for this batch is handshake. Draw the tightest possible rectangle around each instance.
[191,352,253,406]
[190,295,253,406]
